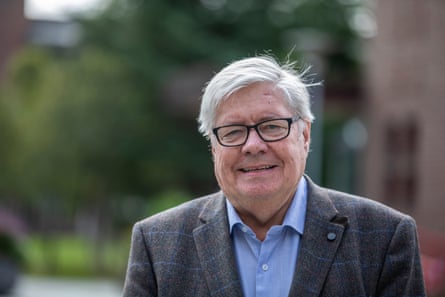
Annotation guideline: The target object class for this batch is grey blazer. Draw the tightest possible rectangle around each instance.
[122,178,426,296]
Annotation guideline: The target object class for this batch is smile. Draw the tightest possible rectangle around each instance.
[240,165,276,172]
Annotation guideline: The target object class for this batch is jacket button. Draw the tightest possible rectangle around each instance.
[327,232,337,241]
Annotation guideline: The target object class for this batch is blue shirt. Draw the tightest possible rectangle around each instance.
[226,177,307,297]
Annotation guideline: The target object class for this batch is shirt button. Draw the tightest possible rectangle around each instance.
[262,264,269,271]
[241,226,248,233]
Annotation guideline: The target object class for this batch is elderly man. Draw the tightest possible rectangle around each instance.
[122,55,426,296]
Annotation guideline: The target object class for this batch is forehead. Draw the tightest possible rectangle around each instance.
[215,82,291,122]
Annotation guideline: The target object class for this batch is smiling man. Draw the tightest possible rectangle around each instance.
[211,81,310,243]
[122,55,426,297]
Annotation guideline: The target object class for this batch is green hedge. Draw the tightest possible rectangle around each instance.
[21,235,130,279]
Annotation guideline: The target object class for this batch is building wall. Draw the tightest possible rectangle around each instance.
[364,0,445,232]
[0,0,27,79]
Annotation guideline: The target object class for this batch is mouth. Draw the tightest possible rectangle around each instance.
[239,165,277,173]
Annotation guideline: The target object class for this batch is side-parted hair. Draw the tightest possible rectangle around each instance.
[198,55,317,138]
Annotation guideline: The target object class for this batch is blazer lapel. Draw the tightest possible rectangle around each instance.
[193,193,243,297]
[289,180,349,297]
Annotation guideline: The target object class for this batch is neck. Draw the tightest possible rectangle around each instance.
[236,195,293,241]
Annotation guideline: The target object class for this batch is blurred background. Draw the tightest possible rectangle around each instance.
[0,0,444,296]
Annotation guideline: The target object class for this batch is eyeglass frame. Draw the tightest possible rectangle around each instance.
[212,116,301,147]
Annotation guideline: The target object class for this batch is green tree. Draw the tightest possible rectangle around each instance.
[82,0,363,82]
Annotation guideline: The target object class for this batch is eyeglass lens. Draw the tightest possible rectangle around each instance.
[215,118,292,146]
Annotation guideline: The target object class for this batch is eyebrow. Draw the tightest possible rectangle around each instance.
[217,114,289,126]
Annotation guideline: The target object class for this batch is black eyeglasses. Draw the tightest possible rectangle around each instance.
[212,116,300,147]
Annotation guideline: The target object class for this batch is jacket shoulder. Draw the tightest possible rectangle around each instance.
[327,187,413,222]
[306,177,416,230]
[134,191,224,233]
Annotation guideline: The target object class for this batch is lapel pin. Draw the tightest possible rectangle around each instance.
[327,232,337,241]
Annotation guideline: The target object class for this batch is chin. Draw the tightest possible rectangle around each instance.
[240,186,280,200]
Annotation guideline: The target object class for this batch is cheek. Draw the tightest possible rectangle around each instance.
[212,149,240,190]
[282,140,308,169]
[212,148,229,178]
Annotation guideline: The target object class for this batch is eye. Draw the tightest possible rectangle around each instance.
[260,121,287,135]
[262,124,283,131]
[219,126,245,141]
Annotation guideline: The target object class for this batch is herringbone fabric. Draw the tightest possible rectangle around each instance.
[122,177,426,297]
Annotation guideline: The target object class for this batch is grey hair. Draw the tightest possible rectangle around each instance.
[198,55,317,138]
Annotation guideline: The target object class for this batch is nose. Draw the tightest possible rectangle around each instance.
[241,128,267,154]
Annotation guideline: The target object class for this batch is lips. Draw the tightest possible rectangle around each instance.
[240,165,276,172]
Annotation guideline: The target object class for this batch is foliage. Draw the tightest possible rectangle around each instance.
[82,0,363,80]
[0,234,22,263]
[22,235,129,278]
[146,190,193,216]
[1,45,210,221]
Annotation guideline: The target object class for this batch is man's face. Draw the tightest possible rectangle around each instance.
[211,82,311,214]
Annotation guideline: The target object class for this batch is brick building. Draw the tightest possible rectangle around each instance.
[0,0,28,79]
[365,0,445,232]
[364,1,445,294]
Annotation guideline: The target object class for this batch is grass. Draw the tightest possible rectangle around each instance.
[21,234,130,279]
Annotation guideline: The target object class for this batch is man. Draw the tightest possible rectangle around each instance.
[122,55,426,296]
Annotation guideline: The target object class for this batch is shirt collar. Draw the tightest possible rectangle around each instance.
[226,176,307,236]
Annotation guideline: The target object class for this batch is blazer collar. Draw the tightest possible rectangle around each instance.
[289,177,349,296]
[193,192,244,297]
[193,177,349,297]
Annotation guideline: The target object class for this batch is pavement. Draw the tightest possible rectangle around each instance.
[3,275,122,297]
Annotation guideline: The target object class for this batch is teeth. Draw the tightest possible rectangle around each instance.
[243,165,273,172]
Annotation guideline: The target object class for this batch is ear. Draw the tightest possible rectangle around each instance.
[302,121,311,152]
[210,140,217,162]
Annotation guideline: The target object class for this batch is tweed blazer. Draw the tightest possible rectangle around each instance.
[122,178,426,297]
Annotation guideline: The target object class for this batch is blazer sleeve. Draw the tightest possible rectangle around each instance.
[376,216,426,296]
[122,222,157,297]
